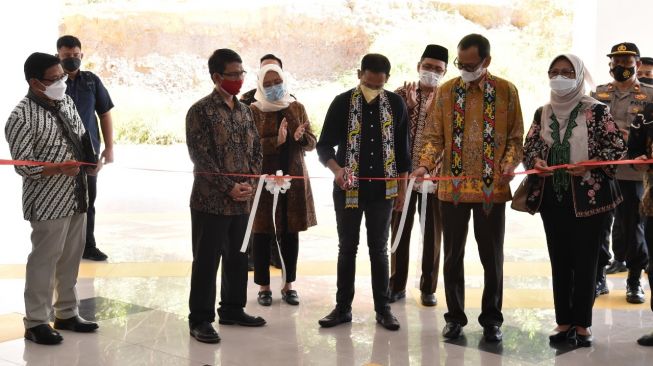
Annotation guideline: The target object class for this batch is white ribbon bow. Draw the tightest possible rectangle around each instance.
[265,170,291,285]
[265,170,292,194]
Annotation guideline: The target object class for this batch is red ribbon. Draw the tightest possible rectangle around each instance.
[3,158,653,180]
[513,159,653,176]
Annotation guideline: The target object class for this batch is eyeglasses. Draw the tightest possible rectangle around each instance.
[548,69,575,79]
[453,57,484,72]
[40,74,68,83]
[221,70,247,79]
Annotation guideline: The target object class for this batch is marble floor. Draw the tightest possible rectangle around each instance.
[0,145,652,365]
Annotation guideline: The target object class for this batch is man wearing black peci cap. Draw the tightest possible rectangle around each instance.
[592,42,653,303]
[389,44,448,307]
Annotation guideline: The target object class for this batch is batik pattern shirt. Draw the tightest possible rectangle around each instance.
[419,74,524,203]
[186,90,262,216]
[5,94,87,221]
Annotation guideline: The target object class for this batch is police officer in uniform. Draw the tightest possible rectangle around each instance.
[592,42,652,303]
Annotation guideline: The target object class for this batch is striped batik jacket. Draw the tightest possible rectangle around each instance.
[4,93,87,221]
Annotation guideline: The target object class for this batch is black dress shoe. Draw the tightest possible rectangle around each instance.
[549,327,576,343]
[190,322,220,343]
[318,308,352,328]
[637,331,653,346]
[605,260,627,274]
[281,290,300,305]
[483,325,503,342]
[389,290,406,303]
[376,311,400,331]
[575,333,593,347]
[53,316,98,333]
[442,322,463,339]
[257,291,272,306]
[82,246,108,261]
[24,324,63,345]
[626,281,645,304]
[420,293,437,307]
[219,312,266,327]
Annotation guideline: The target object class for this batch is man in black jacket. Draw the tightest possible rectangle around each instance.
[316,53,410,331]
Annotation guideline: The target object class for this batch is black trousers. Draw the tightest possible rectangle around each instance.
[644,217,653,312]
[188,209,248,325]
[611,180,648,271]
[389,192,442,294]
[333,190,393,314]
[440,201,505,327]
[541,204,607,327]
[85,174,97,248]
[253,232,299,286]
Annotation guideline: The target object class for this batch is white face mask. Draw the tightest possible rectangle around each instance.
[549,75,576,96]
[42,76,68,101]
[419,70,443,87]
[460,66,485,83]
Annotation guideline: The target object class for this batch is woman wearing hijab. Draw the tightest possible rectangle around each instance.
[250,64,317,306]
[522,54,626,347]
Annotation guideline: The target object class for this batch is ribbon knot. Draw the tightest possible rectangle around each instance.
[265,170,292,194]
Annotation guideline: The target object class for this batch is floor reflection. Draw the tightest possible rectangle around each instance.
[78,297,153,322]
[0,276,651,365]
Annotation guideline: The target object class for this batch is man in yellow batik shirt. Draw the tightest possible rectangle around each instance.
[412,33,523,343]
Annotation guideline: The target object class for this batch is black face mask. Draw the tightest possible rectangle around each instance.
[611,65,635,82]
[61,57,81,72]
[639,77,653,85]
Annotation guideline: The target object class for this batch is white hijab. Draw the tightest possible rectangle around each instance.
[252,64,295,112]
[541,54,599,164]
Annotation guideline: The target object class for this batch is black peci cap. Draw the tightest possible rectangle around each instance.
[421,44,449,64]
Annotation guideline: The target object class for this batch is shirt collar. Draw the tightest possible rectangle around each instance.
[210,89,241,108]
[608,80,642,93]
[465,72,489,91]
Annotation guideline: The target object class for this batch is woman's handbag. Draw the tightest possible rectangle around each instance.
[510,175,529,212]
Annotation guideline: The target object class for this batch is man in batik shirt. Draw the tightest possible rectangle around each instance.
[413,34,524,342]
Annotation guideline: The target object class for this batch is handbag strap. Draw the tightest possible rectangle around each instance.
[26,91,86,162]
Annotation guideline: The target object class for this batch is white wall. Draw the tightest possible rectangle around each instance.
[573,0,653,87]
[0,0,61,155]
